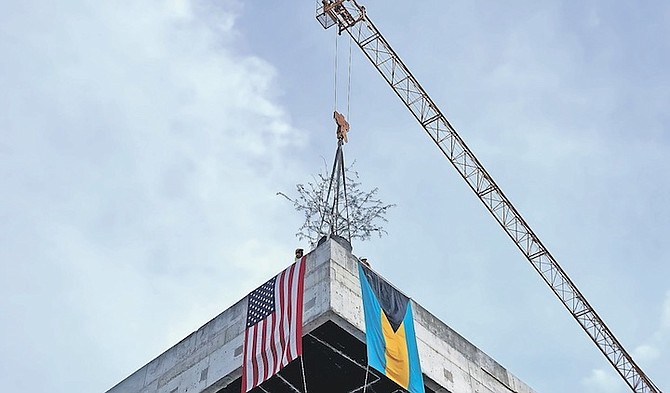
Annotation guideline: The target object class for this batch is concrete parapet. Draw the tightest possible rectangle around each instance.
[107,237,537,393]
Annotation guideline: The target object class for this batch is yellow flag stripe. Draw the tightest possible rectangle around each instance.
[381,311,410,388]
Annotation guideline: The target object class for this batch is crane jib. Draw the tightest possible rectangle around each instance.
[316,1,662,392]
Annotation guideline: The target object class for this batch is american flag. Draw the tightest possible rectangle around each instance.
[241,256,306,392]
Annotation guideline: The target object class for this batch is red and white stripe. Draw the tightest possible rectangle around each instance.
[242,256,306,392]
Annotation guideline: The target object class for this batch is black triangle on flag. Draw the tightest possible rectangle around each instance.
[360,264,409,332]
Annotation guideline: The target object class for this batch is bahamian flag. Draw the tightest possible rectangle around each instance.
[358,263,425,393]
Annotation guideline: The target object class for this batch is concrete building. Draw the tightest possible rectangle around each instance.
[107,236,537,393]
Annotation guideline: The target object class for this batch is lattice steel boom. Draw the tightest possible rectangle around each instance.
[316,1,662,392]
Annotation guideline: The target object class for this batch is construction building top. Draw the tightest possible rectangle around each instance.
[107,236,537,393]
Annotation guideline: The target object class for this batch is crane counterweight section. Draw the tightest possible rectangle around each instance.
[316,1,663,392]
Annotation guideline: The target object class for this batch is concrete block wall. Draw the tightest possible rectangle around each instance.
[327,238,537,393]
[107,237,537,393]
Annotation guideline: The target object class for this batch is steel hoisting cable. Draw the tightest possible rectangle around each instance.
[340,142,352,243]
[346,34,353,118]
[332,149,341,234]
[319,144,341,236]
[341,36,353,242]
[334,32,354,119]
[324,23,354,242]
[333,31,338,112]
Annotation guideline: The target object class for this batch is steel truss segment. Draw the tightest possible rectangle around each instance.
[317,1,662,392]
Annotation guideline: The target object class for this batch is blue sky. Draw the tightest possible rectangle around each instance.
[1,1,668,392]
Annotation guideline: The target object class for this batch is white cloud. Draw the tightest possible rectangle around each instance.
[634,344,661,364]
[0,1,305,391]
[2,2,669,393]
[602,290,670,392]
[582,369,625,393]
[632,290,670,366]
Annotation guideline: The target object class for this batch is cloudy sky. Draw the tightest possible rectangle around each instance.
[1,1,668,392]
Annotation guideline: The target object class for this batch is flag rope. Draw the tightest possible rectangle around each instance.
[362,364,369,393]
[300,356,308,393]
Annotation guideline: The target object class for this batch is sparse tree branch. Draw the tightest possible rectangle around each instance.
[278,162,395,246]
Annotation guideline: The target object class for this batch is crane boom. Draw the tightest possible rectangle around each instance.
[316,1,662,392]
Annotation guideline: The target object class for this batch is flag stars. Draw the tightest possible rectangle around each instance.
[247,277,276,327]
